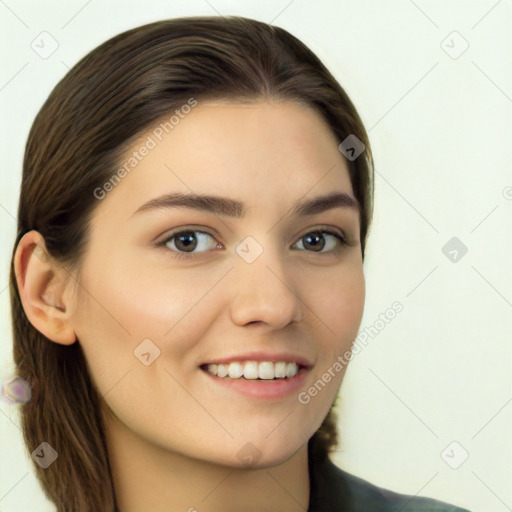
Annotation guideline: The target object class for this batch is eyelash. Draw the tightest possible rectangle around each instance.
[154,227,349,261]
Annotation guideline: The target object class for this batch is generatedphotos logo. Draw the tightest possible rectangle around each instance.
[93,98,198,200]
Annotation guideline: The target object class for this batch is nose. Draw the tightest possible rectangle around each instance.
[228,244,303,329]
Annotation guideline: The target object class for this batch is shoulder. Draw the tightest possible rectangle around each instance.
[308,455,471,512]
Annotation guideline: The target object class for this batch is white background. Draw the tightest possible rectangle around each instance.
[1,1,511,511]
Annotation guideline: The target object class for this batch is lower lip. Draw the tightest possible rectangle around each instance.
[202,368,310,400]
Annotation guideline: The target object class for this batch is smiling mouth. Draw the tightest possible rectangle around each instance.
[200,361,306,380]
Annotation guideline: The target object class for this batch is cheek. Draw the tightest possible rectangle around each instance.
[332,270,365,343]
[300,263,365,405]
[71,255,222,392]
[304,261,365,348]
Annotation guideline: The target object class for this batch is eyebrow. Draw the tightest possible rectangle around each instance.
[132,191,359,218]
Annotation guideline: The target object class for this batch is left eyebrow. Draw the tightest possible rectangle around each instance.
[131,191,359,218]
[292,192,360,216]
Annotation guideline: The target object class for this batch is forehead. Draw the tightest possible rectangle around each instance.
[154,100,346,175]
[94,100,354,219]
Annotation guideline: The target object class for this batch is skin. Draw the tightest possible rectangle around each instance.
[15,100,365,512]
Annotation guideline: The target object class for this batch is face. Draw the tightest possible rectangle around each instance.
[69,100,365,468]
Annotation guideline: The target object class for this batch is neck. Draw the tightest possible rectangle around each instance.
[104,412,310,512]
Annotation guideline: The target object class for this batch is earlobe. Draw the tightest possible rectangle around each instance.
[14,230,77,346]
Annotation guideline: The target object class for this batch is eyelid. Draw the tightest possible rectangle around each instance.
[153,226,218,246]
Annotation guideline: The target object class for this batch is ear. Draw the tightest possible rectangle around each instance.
[14,230,77,345]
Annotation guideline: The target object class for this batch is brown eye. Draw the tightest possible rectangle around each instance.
[302,232,325,252]
[157,229,220,259]
[294,229,346,253]
[173,231,199,252]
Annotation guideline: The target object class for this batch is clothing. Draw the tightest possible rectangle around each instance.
[307,454,471,512]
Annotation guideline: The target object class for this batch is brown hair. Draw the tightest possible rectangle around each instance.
[9,15,374,511]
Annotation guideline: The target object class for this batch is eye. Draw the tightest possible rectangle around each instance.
[155,229,221,260]
[155,227,349,260]
[293,229,347,253]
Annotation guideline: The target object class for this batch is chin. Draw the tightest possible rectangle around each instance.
[245,448,304,470]
[223,431,309,470]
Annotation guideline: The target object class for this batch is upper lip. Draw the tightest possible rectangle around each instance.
[200,351,313,368]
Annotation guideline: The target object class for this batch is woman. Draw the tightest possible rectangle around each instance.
[9,15,470,511]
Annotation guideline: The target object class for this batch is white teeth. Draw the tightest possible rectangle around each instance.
[205,361,300,379]
[286,362,297,378]
[228,362,243,379]
[274,361,287,378]
[243,361,259,379]
[217,364,228,378]
[258,361,274,380]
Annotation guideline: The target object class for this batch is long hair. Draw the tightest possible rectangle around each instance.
[9,15,374,511]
